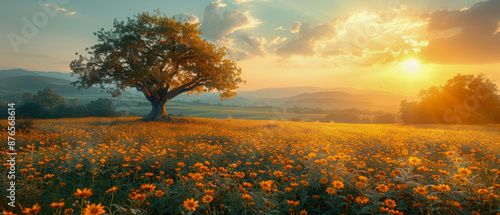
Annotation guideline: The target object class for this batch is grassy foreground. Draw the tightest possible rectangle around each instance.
[1,117,500,215]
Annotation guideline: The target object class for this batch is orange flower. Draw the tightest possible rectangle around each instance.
[183,199,199,211]
[105,186,118,194]
[50,202,65,209]
[63,209,74,215]
[21,203,42,214]
[331,180,344,189]
[141,184,156,192]
[427,196,439,202]
[286,200,300,206]
[458,168,472,176]
[242,194,253,201]
[376,184,389,193]
[436,184,451,192]
[43,174,54,179]
[477,188,488,195]
[204,189,215,195]
[155,190,164,197]
[202,195,214,203]
[384,199,397,208]
[73,188,93,198]
[414,186,428,195]
[83,203,105,215]
[260,180,273,191]
[326,187,336,194]
[355,197,369,204]
[166,179,174,185]
[2,211,17,215]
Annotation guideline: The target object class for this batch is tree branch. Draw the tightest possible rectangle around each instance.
[135,83,154,102]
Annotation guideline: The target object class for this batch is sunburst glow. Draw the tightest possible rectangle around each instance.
[402,59,420,73]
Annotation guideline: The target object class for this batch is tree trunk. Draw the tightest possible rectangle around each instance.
[142,99,170,121]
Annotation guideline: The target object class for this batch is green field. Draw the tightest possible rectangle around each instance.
[122,102,326,121]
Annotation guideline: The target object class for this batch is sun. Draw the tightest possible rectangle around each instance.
[402,59,420,73]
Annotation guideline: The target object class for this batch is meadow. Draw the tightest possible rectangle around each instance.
[1,117,500,215]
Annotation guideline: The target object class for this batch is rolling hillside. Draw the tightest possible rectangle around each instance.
[0,68,415,113]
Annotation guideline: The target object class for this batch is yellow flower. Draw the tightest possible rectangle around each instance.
[83,203,105,215]
[408,157,422,166]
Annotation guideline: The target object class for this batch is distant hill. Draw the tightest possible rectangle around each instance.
[0,68,414,112]
[0,75,107,95]
[0,69,138,102]
[0,68,76,81]
[253,91,414,112]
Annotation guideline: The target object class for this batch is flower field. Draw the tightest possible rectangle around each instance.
[1,117,500,215]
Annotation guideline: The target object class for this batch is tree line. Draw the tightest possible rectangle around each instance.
[0,87,120,119]
[400,74,500,124]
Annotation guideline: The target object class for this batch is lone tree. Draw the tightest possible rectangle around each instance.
[70,11,244,121]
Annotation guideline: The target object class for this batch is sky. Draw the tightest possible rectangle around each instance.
[1,0,500,95]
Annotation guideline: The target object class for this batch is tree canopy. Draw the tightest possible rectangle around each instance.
[400,74,500,124]
[70,11,244,121]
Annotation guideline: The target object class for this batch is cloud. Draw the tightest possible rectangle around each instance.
[274,26,286,31]
[228,34,267,60]
[199,1,261,40]
[212,0,227,8]
[173,13,200,24]
[290,22,301,33]
[275,7,428,66]
[267,36,287,47]
[44,4,75,15]
[233,0,269,4]
[276,22,338,57]
[419,0,500,64]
